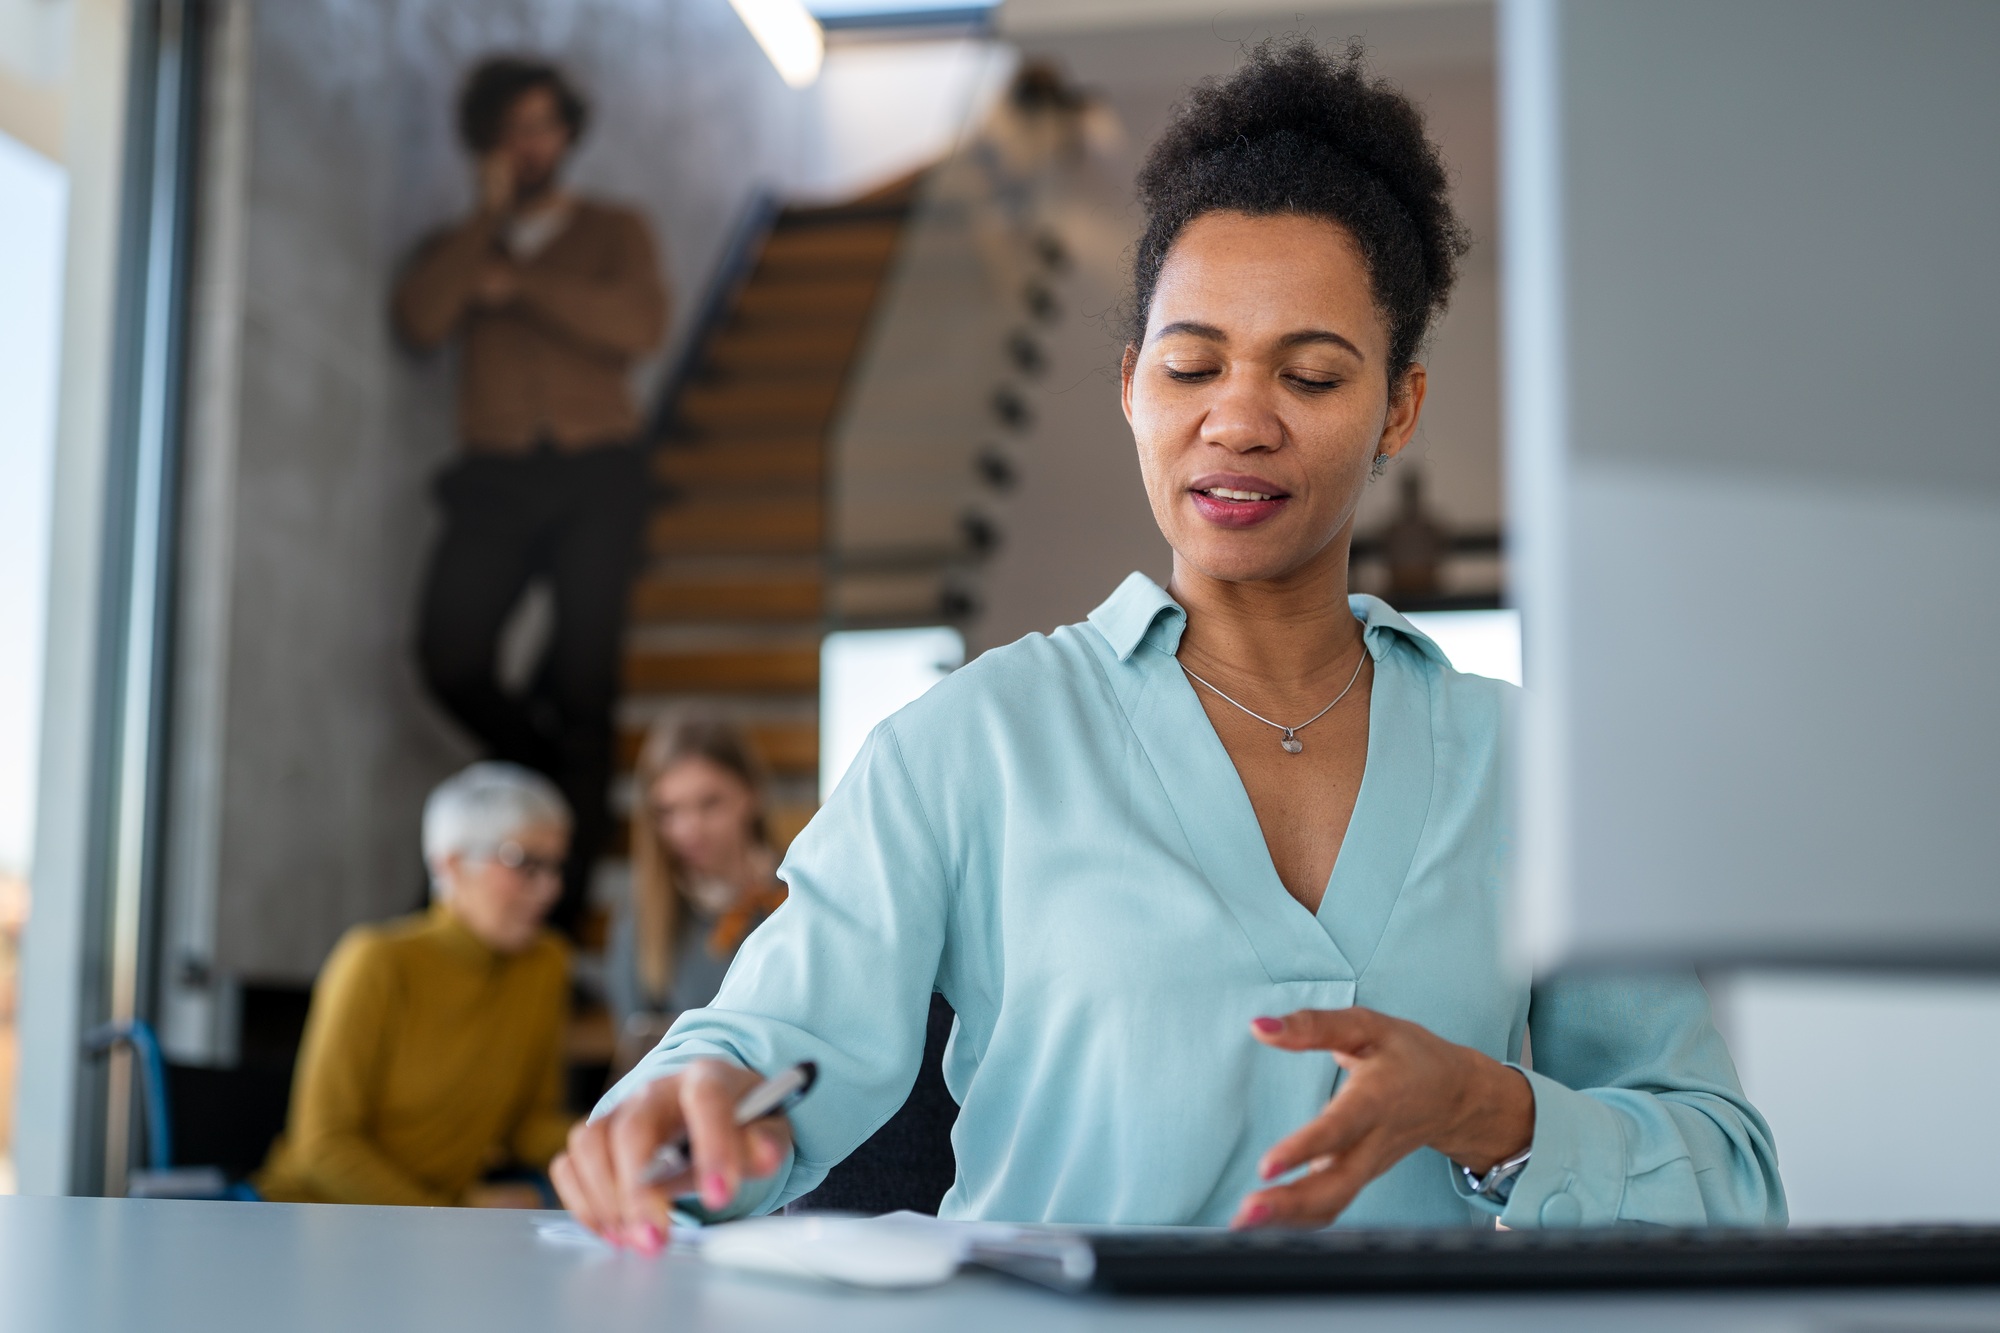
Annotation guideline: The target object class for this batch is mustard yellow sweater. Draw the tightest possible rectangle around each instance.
[256,906,574,1206]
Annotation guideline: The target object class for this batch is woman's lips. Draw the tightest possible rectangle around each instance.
[1189,483,1290,528]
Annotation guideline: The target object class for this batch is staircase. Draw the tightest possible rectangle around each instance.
[605,175,922,931]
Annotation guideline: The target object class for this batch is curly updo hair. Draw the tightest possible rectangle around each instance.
[1131,38,1469,382]
[457,56,589,154]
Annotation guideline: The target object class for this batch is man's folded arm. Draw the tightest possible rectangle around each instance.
[392,215,498,350]
[513,212,667,357]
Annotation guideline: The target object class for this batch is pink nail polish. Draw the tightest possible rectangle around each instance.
[637,1223,665,1255]
[703,1172,730,1208]
[1252,1017,1283,1035]
[1238,1203,1273,1228]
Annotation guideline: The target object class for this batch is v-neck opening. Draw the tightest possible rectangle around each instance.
[1101,599,1436,986]
[1181,652,1377,932]
[1310,644,1435,977]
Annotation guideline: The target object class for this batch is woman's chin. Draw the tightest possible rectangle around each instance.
[1174,532,1333,587]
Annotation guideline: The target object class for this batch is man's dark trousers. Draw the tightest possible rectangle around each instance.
[417,440,650,937]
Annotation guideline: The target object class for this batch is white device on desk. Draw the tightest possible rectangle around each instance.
[1503,0,2000,971]
[695,1214,973,1289]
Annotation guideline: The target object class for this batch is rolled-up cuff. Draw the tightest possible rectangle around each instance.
[671,1143,795,1224]
[1478,1065,1628,1229]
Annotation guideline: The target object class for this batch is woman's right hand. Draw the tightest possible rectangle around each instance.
[550,1060,792,1254]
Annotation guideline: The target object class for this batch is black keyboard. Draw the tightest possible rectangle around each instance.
[970,1224,2000,1296]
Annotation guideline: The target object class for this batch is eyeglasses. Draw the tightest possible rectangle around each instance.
[485,841,564,883]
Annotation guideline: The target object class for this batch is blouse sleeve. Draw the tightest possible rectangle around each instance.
[1458,972,1787,1228]
[594,721,951,1216]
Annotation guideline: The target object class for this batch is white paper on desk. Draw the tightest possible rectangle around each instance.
[533,1218,608,1249]
[690,1212,1029,1290]
[532,1208,711,1250]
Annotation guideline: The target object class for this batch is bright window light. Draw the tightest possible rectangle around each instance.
[1401,609,1523,687]
[820,627,964,797]
[729,0,825,88]
[0,132,65,882]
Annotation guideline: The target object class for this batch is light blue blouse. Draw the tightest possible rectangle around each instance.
[602,574,1786,1230]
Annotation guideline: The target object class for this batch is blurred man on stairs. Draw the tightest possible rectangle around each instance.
[396,56,669,936]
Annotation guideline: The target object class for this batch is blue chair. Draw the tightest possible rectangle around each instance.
[83,1020,266,1199]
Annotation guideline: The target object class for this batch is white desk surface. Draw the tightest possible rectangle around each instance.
[5,1196,1999,1333]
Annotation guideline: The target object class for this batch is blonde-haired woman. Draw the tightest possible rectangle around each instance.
[606,712,786,1071]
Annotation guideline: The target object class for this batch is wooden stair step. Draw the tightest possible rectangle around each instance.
[703,328,867,371]
[659,422,828,448]
[653,441,822,489]
[674,380,846,424]
[721,309,884,338]
[631,571,822,622]
[648,496,822,556]
[783,171,921,217]
[755,225,902,271]
[688,366,846,391]
[618,718,818,775]
[623,645,819,694]
[731,280,884,319]
[671,407,837,437]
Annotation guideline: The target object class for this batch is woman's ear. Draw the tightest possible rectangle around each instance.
[1119,343,1139,425]
[1376,363,1428,462]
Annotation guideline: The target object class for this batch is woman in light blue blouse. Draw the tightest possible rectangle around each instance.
[552,41,1785,1249]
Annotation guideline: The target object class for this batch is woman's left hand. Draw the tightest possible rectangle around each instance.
[1234,1006,1535,1229]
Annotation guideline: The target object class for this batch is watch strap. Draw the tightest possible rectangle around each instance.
[1460,1145,1533,1200]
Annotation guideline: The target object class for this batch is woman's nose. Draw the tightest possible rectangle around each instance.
[1198,380,1283,454]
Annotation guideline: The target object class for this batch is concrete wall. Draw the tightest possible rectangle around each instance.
[163,0,823,1025]
[159,2,1023,1041]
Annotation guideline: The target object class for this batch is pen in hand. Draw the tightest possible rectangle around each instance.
[640,1060,817,1188]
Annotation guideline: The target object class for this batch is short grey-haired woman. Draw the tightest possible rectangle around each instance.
[256,762,577,1207]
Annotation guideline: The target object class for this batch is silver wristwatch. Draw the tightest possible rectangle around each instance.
[1460,1146,1532,1199]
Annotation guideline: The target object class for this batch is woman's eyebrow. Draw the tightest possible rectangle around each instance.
[1149,321,1364,361]
[1276,329,1365,360]
[1151,319,1227,344]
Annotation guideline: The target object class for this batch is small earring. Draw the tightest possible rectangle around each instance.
[1371,453,1390,479]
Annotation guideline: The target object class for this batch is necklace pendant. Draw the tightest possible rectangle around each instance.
[1280,733,1304,755]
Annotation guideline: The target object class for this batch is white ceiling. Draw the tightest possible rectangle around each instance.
[999,0,1490,40]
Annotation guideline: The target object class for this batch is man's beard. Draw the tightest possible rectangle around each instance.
[513,164,559,206]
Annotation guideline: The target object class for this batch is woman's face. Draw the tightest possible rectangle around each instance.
[1122,211,1425,586]
[650,757,758,879]
[441,820,567,955]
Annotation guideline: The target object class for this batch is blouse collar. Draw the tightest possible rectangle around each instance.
[1086,570,1454,669]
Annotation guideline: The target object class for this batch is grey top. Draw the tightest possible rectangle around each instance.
[4,1197,1998,1333]
[602,901,748,1028]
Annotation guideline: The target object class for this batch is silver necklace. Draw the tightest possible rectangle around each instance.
[1180,644,1369,755]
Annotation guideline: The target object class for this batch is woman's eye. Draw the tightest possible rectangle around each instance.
[1161,364,1216,382]
[1287,373,1340,392]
